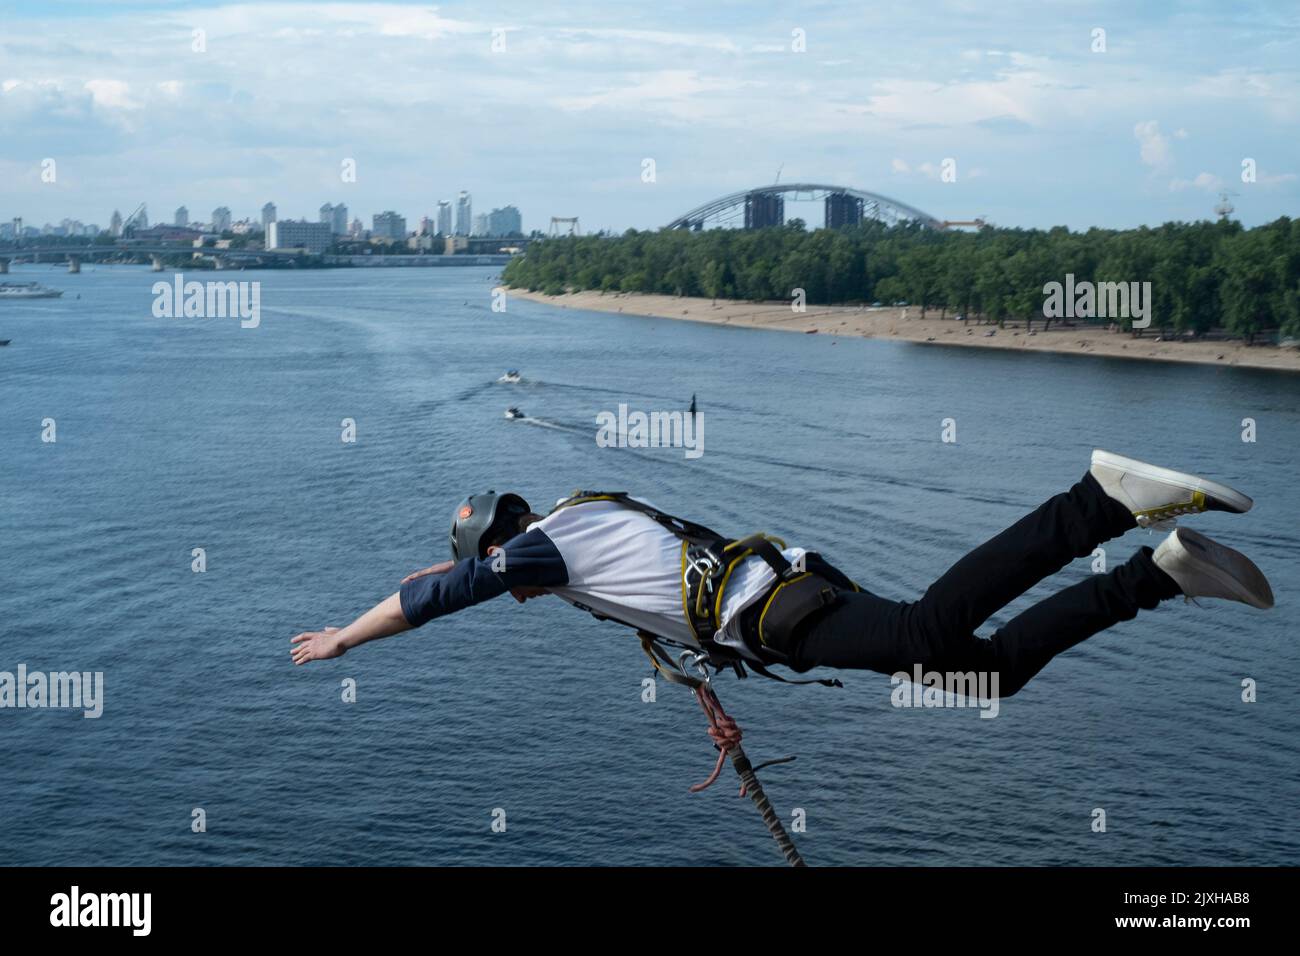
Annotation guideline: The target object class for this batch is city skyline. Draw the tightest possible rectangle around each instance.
[1,1,1296,233]
[0,197,527,240]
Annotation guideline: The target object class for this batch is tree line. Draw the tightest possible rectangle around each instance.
[502,217,1300,343]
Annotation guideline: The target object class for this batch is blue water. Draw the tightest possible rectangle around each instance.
[2,264,1298,866]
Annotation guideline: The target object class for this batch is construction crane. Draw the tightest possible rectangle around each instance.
[121,202,148,237]
[548,217,580,237]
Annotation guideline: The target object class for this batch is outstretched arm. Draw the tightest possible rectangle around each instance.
[291,591,410,665]
[290,528,569,666]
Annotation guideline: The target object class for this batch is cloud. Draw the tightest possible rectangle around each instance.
[1169,172,1222,192]
[2,1,1298,232]
[974,114,1033,133]
[891,158,960,181]
[550,69,749,122]
[1134,120,1172,169]
[84,79,138,110]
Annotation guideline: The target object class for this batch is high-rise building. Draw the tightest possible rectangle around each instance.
[175,206,189,228]
[486,205,523,237]
[436,200,452,236]
[455,191,472,236]
[419,216,435,236]
[321,203,348,234]
[109,210,123,237]
[267,219,332,253]
[261,202,277,232]
[349,218,364,238]
[212,207,232,233]
[58,218,90,237]
[372,211,407,240]
[471,213,488,237]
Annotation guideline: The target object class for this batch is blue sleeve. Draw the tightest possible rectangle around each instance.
[398,528,569,628]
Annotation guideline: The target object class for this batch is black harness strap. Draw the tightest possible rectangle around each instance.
[552,491,843,688]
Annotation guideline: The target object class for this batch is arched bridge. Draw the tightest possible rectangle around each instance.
[665,183,943,231]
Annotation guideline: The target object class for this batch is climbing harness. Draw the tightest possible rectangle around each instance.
[551,490,853,685]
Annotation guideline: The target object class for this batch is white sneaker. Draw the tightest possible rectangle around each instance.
[1091,449,1254,529]
[1153,528,1274,609]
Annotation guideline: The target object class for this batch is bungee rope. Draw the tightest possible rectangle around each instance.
[638,633,808,867]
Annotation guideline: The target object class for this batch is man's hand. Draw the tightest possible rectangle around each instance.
[401,559,456,584]
[291,627,347,665]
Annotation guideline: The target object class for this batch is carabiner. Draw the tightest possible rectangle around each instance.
[678,650,712,685]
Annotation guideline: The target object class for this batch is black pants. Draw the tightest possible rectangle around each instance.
[783,472,1182,696]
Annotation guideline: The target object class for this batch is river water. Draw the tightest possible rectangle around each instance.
[1,264,1297,865]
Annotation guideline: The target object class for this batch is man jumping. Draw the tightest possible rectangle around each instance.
[291,450,1274,698]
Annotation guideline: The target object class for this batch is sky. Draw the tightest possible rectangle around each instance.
[1,0,1297,233]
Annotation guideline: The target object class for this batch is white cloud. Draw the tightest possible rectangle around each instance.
[1169,172,1222,192]
[84,79,137,110]
[1134,120,1172,169]
[551,70,747,120]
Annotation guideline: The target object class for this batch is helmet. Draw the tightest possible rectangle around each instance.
[449,491,531,561]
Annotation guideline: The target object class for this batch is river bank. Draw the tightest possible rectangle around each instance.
[510,289,1300,373]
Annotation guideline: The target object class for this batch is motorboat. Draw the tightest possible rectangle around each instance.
[0,281,63,300]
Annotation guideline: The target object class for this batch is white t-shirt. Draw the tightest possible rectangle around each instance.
[529,497,804,661]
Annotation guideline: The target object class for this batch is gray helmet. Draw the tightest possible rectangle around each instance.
[449,491,531,561]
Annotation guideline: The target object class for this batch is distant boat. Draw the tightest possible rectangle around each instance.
[0,339,10,347]
[0,281,63,300]
[498,369,522,383]
[504,406,525,420]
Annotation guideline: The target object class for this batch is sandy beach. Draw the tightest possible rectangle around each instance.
[510,289,1300,373]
